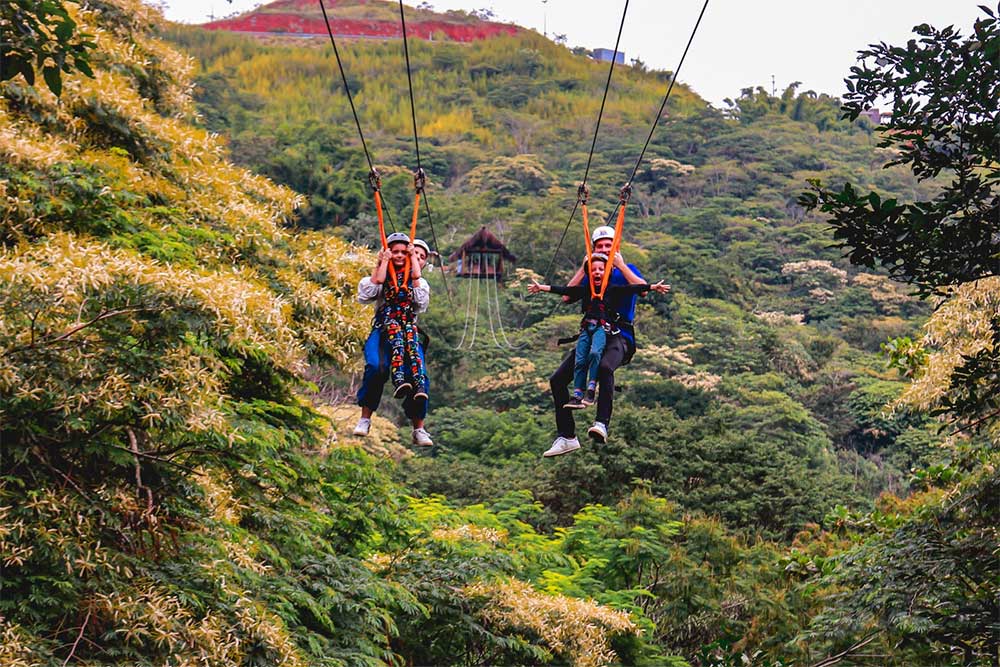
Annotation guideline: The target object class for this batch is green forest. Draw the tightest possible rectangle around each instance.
[1,0,997,665]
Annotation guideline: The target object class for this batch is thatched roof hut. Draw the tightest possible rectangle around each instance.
[448,226,515,280]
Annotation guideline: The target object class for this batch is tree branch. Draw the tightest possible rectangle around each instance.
[2,306,159,358]
[61,607,91,667]
[809,633,879,667]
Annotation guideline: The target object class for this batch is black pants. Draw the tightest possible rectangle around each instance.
[550,334,627,438]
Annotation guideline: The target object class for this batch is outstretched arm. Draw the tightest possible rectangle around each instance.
[563,265,587,302]
[528,281,587,301]
[527,280,551,294]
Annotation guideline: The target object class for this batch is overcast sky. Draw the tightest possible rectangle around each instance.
[153,0,985,108]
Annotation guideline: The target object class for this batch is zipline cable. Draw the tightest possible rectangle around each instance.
[399,0,454,308]
[604,0,711,224]
[317,0,395,231]
[541,0,630,283]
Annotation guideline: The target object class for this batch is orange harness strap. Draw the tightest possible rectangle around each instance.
[373,168,425,289]
[578,184,600,300]
[580,183,631,301]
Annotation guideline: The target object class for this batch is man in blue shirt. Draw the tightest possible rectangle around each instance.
[543,225,670,456]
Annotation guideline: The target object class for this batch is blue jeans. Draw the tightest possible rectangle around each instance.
[573,323,606,392]
[357,328,429,420]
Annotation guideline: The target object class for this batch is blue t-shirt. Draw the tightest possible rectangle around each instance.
[579,263,644,343]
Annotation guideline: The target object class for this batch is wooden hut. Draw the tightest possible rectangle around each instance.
[448,226,516,282]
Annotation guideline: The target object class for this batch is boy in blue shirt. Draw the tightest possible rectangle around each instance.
[528,253,656,408]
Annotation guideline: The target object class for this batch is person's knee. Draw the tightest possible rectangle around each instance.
[598,360,616,381]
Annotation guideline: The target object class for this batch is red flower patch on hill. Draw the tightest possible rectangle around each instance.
[202,2,520,42]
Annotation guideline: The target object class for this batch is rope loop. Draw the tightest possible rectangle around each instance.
[577,182,590,204]
[369,168,382,192]
[413,167,426,194]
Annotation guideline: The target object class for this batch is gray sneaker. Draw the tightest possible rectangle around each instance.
[352,417,371,436]
[543,436,580,457]
[412,427,434,447]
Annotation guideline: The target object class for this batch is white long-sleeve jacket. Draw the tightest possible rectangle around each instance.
[357,276,431,316]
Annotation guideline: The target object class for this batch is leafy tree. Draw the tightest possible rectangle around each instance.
[800,7,999,293]
[796,7,1000,664]
[0,0,94,96]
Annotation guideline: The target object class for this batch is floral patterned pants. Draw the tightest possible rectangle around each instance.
[385,319,426,392]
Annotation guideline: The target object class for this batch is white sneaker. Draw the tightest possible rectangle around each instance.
[543,436,580,457]
[587,421,608,443]
[352,417,371,437]
[412,427,434,447]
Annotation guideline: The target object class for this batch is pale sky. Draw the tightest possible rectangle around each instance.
[152,0,985,108]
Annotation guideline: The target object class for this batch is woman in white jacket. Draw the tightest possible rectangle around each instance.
[353,233,434,446]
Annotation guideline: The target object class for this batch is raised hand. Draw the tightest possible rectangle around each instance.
[527,280,547,294]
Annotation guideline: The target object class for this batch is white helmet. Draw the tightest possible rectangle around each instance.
[412,238,431,255]
[385,232,410,247]
[591,225,615,243]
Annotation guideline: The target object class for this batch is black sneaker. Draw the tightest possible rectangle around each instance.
[393,382,413,399]
[582,388,596,406]
[563,392,586,410]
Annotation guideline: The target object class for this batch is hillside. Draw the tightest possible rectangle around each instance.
[169,20,943,524]
[202,0,521,42]
[3,0,994,665]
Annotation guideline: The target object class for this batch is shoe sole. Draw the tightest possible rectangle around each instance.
[563,403,586,410]
[412,439,434,447]
[393,384,412,399]
[352,430,369,437]
[587,428,607,443]
[543,442,580,457]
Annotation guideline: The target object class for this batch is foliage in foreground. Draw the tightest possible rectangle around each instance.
[0,2,643,665]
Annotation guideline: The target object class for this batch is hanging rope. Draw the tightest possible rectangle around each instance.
[455,259,477,349]
[541,0,630,284]
[487,254,519,348]
[484,258,502,349]
[398,0,454,308]
[603,0,711,225]
[317,0,396,232]
[468,256,482,349]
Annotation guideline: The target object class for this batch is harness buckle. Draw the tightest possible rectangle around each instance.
[369,168,382,192]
